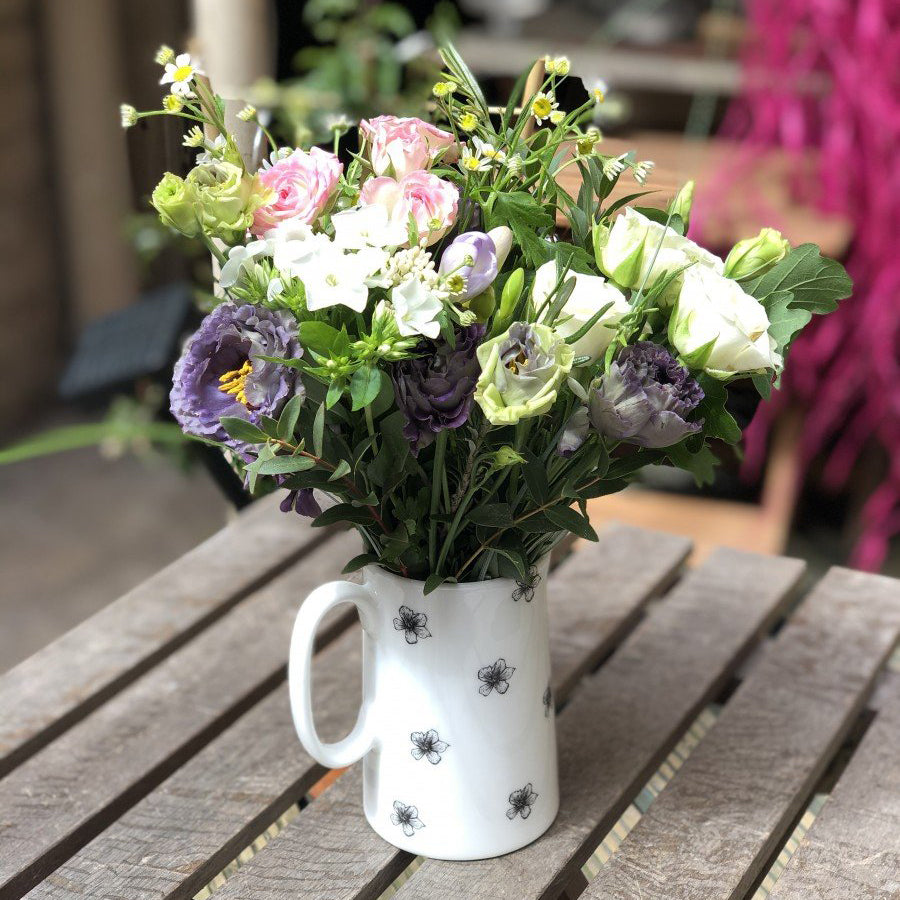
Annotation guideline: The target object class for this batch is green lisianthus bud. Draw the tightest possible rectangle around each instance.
[151,172,200,237]
[724,228,791,281]
[474,322,574,425]
[491,267,524,336]
[186,161,271,244]
[467,286,496,322]
[667,180,695,230]
[491,446,526,469]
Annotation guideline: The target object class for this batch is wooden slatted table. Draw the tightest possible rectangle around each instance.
[1,494,899,900]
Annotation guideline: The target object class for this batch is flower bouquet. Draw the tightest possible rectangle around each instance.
[125,47,850,588]
[124,44,851,859]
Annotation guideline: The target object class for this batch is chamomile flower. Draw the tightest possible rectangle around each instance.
[530,91,558,125]
[633,160,655,185]
[544,56,570,76]
[432,81,456,98]
[183,126,205,148]
[163,94,184,113]
[602,153,627,180]
[154,45,175,66]
[120,104,138,128]
[236,104,257,122]
[458,111,479,132]
[505,154,524,177]
[459,144,490,173]
[549,109,565,126]
[585,77,608,104]
[324,113,352,135]
[473,136,507,165]
[160,53,200,97]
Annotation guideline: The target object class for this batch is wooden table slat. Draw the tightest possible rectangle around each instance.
[0,495,328,778]
[211,547,804,900]
[26,526,689,900]
[582,566,900,900]
[766,670,900,900]
[0,530,362,899]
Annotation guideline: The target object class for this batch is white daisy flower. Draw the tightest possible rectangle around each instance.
[160,53,201,97]
[530,91,559,125]
[459,144,490,173]
[473,137,507,165]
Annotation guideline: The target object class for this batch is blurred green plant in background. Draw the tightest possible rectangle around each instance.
[252,0,458,147]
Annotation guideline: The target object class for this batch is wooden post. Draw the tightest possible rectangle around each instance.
[520,58,546,140]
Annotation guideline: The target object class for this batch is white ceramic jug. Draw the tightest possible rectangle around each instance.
[289,558,559,860]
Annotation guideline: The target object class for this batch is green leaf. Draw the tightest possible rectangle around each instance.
[523,451,550,503]
[751,372,773,400]
[468,503,514,526]
[577,478,628,499]
[328,459,351,481]
[423,573,449,595]
[516,512,563,533]
[277,395,304,442]
[491,545,528,580]
[297,321,344,354]
[543,503,598,541]
[350,366,382,412]
[255,455,316,475]
[312,503,378,527]
[666,440,719,486]
[694,375,742,444]
[219,417,268,444]
[491,192,555,268]
[764,289,813,361]
[312,401,326,456]
[342,553,378,574]
[745,243,852,313]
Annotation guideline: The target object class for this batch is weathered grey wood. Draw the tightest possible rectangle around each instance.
[0,529,361,899]
[32,527,688,900]
[582,566,900,900]
[211,547,804,900]
[0,494,331,777]
[765,670,900,900]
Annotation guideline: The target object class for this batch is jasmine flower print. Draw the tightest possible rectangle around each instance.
[512,570,541,602]
[410,729,449,764]
[506,783,538,820]
[393,606,431,644]
[391,801,425,836]
[478,658,516,696]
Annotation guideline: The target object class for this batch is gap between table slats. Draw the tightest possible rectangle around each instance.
[25,525,690,900]
[763,669,900,900]
[208,546,805,900]
[581,565,900,900]
[0,495,332,779]
[0,529,363,900]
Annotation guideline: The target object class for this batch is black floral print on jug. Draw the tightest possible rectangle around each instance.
[392,605,431,644]
[507,783,538,820]
[478,658,516,696]
[391,801,425,836]
[410,729,449,764]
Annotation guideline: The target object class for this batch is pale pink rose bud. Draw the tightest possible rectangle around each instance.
[359,115,458,179]
[360,171,459,247]
[251,147,342,235]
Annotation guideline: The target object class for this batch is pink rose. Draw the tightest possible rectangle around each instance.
[359,115,458,179]
[360,171,459,247]
[251,147,342,235]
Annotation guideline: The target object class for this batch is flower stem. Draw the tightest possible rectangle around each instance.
[428,430,449,570]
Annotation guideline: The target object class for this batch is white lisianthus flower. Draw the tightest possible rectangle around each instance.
[390,277,443,338]
[597,207,723,304]
[532,261,630,363]
[160,53,201,97]
[219,239,273,288]
[331,204,404,249]
[669,266,782,378]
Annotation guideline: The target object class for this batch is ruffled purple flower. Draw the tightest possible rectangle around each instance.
[589,342,704,448]
[438,232,497,299]
[279,488,322,518]
[391,324,484,452]
[170,302,302,450]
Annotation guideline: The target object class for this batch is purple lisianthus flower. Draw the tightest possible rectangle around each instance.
[392,323,484,452]
[170,302,302,450]
[438,231,497,299]
[280,488,322,518]
[558,406,590,457]
[589,342,704,448]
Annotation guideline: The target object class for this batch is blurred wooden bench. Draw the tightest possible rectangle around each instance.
[1,495,898,899]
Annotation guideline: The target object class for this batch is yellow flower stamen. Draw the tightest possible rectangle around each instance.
[163,94,183,112]
[173,64,194,83]
[219,360,253,406]
[458,112,479,132]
